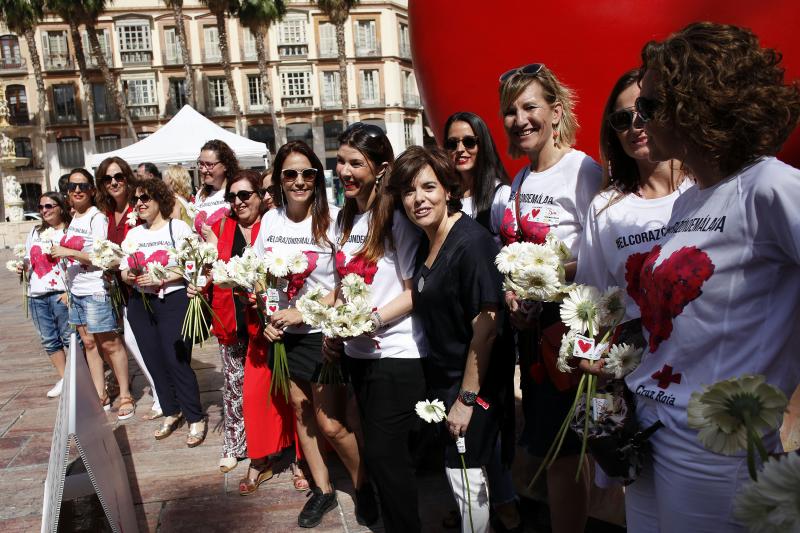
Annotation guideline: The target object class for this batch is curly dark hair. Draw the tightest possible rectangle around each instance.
[133,178,175,219]
[388,146,463,216]
[95,156,136,213]
[199,139,240,199]
[640,21,800,176]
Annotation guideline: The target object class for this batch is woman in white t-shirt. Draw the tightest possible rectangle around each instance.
[324,123,425,533]
[497,63,602,531]
[606,23,800,531]
[193,139,237,239]
[121,178,206,447]
[50,169,134,420]
[23,192,71,398]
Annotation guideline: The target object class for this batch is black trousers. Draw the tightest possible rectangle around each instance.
[127,289,203,423]
[346,356,426,533]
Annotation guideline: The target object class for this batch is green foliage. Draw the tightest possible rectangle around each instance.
[0,0,44,34]
[315,0,359,25]
[237,0,286,31]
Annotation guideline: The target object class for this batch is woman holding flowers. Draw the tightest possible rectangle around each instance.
[498,63,601,532]
[324,123,424,533]
[23,192,71,398]
[611,23,800,531]
[391,146,514,533]
[121,178,206,446]
[50,169,134,420]
[194,140,238,240]
[253,141,374,528]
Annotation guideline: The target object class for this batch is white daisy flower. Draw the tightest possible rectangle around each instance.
[527,244,560,269]
[147,262,169,281]
[13,244,26,258]
[598,286,626,328]
[545,232,572,263]
[603,343,643,379]
[734,453,800,533]
[40,228,60,243]
[121,239,138,255]
[516,265,562,301]
[560,284,602,335]
[495,242,526,274]
[288,251,309,274]
[264,251,290,277]
[126,210,138,227]
[415,399,447,423]
[557,329,577,373]
[341,273,370,303]
[6,259,22,272]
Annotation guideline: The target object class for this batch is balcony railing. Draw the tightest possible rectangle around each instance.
[0,57,26,73]
[399,45,411,59]
[403,93,421,108]
[128,105,158,120]
[358,97,383,108]
[44,55,74,71]
[321,99,341,110]
[9,112,30,125]
[278,44,308,58]
[94,107,120,122]
[355,44,381,58]
[241,47,258,62]
[319,47,337,59]
[162,49,184,65]
[247,101,268,113]
[120,51,152,66]
[87,53,114,69]
[204,50,222,64]
[207,105,232,116]
[49,109,80,124]
[281,96,312,110]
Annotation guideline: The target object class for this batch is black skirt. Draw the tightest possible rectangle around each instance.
[271,331,324,383]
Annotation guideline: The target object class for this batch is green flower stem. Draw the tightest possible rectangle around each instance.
[460,453,475,533]
[269,340,291,403]
[576,374,595,481]
[743,411,770,481]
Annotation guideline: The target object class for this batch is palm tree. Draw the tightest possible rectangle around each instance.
[162,0,196,108]
[201,0,244,134]
[47,1,96,148]
[0,0,49,186]
[66,1,136,139]
[315,0,359,128]
[237,0,286,149]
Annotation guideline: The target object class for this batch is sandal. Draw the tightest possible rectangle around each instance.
[186,419,207,448]
[292,462,310,491]
[142,408,163,421]
[117,396,136,421]
[239,463,273,495]
[219,456,239,473]
[100,391,112,412]
[154,414,183,440]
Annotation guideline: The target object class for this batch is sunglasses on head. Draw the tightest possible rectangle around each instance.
[499,63,544,83]
[38,203,57,211]
[344,122,385,139]
[444,135,479,151]
[634,96,661,123]
[101,172,126,184]
[67,182,93,193]
[132,194,152,204]
[281,168,318,182]
[224,190,258,203]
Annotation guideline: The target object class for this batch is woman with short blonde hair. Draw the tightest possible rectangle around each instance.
[163,164,193,224]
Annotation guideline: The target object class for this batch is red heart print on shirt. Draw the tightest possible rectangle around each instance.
[285,251,319,301]
[625,245,715,353]
[498,206,549,245]
[60,235,85,251]
[127,250,170,272]
[336,251,378,284]
[29,245,56,278]
[193,206,230,235]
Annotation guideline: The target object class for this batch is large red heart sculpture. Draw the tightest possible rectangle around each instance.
[409,1,800,174]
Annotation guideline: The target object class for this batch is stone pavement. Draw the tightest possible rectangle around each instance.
[1,246,798,533]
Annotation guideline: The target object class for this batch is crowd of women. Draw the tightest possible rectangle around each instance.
[18,21,800,533]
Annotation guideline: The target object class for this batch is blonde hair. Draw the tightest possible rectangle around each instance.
[499,65,579,158]
[163,164,192,200]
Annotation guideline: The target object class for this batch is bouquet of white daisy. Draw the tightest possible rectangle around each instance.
[90,239,126,315]
[6,244,29,316]
[495,233,572,304]
[168,234,219,346]
[735,451,800,532]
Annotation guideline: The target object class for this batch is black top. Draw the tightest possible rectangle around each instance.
[412,214,511,403]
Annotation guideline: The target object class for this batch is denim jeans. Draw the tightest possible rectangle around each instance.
[68,292,119,333]
[29,292,71,355]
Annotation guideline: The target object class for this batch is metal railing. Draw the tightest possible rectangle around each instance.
[120,51,152,66]
[49,109,80,124]
[355,44,381,58]
[44,56,74,71]
[318,47,337,59]
[162,49,184,65]
[281,96,312,109]
[403,93,421,108]
[204,50,222,64]
[321,99,341,110]
[127,105,158,120]
[358,97,383,108]
[241,47,258,62]
[278,44,308,58]
[0,57,26,72]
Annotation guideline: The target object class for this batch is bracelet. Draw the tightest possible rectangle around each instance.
[369,311,384,331]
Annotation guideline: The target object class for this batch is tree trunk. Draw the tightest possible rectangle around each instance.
[172,2,195,108]
[22,29,49,189]
[254,25,281,151]
[86,24,136,139]
[335,20,349,129]
[69,21,95,149]
[216,12,243,134]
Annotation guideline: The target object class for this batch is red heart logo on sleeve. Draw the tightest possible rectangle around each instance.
[145,250,170,266]
[29,245,56,278]
[577,339,592,353]
[499,207,517,245]
[285,251,319,301]
[626,245,715,352]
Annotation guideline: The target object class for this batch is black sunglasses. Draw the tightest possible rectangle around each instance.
[132,194,152,204]
[634,96,661,123]
[67,182,93,193]
[281,168,318,182]
[344,122,385,139]
[607,108,644,132]
[444,135,479,151]
[499,63,544,83]
[101,172,126,184]
[224,190,259,203]
[38,203,57,211]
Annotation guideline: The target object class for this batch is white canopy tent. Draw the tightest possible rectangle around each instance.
[87,105,270,169]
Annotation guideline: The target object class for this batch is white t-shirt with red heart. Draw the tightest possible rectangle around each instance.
[623,157,800,439]
[576,179,694,320]
[337,209,426,360]
[499,149,602,258]
[192,187,230,234]
[253,207,339,335]
[121,219,193,295]
[63,206,108,297]
[25,226,67,296]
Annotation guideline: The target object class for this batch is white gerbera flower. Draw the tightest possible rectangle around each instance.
[341,273,370,303]
[598,286,626,328]
[557,329,577,373]
[121,239,138,255]
[126,210,138,227]
[526,244,560,269]
[13,244,25,258]
[40,228,60,243]
[495,242,526,274]
[687,375,787,456]
[415,399,447,423]
[263,251,290,277]
[147,262,169,281]
[186,203,199,220]
[560,285,602,335]
[545,232,572,262]
[6,259,22,272]
[604,343,643,379]
[734,453,800,533]
[296,286,329,328]
[288,251,309,275]
[516,265,561,301]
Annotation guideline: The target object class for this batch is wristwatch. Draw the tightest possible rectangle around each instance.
[458,389,478,406]
[368,311,384,333]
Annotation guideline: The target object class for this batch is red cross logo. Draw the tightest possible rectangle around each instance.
[651,364,682,389]
[48,279,58,287]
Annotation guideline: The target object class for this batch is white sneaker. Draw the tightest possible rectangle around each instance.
[47,379,63,398]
